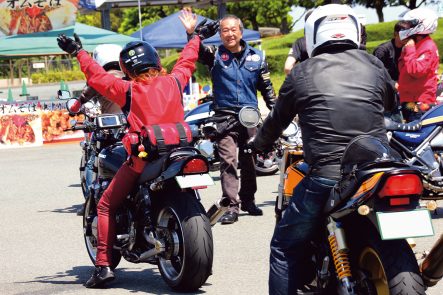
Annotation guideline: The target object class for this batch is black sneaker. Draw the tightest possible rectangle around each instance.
[84,266,115,288]
[240,202,263,216]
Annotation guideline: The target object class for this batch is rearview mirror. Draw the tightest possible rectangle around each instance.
[58,90,71,100]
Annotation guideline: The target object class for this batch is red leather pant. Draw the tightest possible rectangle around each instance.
[95,157,145,266]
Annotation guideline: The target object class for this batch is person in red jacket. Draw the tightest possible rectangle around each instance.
[57,11,218,288]
[397,7,439,122]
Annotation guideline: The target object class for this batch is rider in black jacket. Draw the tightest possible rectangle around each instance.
[253,4,396,294]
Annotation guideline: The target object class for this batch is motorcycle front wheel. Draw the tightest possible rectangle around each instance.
[155,191,213,292]
[83,196,121,270]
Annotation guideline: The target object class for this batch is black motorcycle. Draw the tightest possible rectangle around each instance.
[184,95,279,175]
[275,135,443,294]
[62,94,225,292]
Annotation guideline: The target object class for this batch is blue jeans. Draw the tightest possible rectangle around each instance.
[269,175,336,295]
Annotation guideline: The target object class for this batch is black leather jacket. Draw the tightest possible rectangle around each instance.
[254,48,396,180]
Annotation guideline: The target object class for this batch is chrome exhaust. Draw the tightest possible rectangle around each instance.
[206,197,230,226]
[420,234,443,287]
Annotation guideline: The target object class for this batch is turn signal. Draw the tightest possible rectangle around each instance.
[183,158,208,174]
[426,200,438,211]
[357,205,370,216]
[378,174,423,197]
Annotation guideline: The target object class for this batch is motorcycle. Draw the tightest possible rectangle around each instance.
[274,135,443,294]
[184,95,279,176]
[385,103,443,200]
[274,120,304,223]
[61,92,229,292]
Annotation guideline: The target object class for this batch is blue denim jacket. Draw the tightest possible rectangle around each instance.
[198,40,275,110]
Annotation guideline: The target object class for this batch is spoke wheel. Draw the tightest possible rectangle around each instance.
[83,197,121,269]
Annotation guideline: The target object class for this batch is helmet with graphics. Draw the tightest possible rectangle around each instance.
[119,41,161,78]
[305,4,360,57]
[399,8,438,40]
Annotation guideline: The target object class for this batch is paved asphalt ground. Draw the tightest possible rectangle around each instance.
[0,142,443,295]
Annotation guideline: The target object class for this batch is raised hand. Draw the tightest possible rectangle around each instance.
[195,19,220,40]
[179,8,197,35]
[57,33,83,56]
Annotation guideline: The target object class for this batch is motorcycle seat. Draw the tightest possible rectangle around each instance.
[384,117,422,132]
[138,155,168,183]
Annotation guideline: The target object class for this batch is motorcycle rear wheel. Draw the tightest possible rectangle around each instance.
[156,192,213,292]
[354,231,425,295]
[83,196,122,270]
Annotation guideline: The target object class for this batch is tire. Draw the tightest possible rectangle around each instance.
[255,153,279,176]
[351,222,425,295]
[83,196,121,270]
[80,154,87,199]
[156,191,213,292]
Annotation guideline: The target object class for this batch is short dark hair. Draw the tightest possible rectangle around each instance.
[219,14,244,33]
[394,20,412,33]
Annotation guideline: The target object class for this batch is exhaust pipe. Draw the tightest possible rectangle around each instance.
[206,197,230,226]
[420,234,443,287]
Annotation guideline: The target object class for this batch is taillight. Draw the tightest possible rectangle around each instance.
[389,197,411,206]
[183,158,208,174]
[378,174,423,198]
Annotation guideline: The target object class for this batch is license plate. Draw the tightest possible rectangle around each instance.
[175,174,214,189]
[376,209,434,240]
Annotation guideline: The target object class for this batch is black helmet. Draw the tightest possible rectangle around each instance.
[119,41,161,78]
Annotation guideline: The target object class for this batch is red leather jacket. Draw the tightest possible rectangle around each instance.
[398,36,439,104]
[76,36,200,132]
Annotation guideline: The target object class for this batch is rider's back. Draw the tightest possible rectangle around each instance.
[282,48,395,179]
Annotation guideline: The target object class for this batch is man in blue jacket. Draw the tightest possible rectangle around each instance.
[181,10,276,224]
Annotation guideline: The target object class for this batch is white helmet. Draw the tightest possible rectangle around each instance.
[399,8,438,40]
[305,4,360,57]
[92,44,123,71]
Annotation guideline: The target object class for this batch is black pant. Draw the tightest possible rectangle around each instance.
[217,124,257,213]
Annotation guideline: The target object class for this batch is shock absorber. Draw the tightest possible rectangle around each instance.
[327,219,354,291]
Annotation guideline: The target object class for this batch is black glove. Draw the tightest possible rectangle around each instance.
[57,33,83,56]
[194,19,219,40]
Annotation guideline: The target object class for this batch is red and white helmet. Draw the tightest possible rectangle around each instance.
[399,8,438,40]
[305,4,360,57]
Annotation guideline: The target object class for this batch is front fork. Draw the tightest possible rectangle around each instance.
[326,218,357,295]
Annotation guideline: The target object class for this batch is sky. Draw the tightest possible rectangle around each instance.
[290,2,442,32]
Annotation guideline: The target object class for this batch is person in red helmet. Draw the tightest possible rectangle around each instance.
[57,10,218,288]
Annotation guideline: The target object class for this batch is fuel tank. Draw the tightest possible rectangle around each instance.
[184,102,213,126]
[98,144,127,178]
[392,105,443,149]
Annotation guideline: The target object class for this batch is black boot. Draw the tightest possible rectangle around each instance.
[241,202,263,216]
[84,266,115,288]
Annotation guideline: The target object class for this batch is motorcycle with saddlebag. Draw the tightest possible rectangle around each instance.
[65,97,220,291]
[275,135,443,294]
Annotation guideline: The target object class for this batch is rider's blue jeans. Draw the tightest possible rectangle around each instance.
[269,175,336,295]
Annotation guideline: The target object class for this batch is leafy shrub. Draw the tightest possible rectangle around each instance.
[31,70,85,84]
